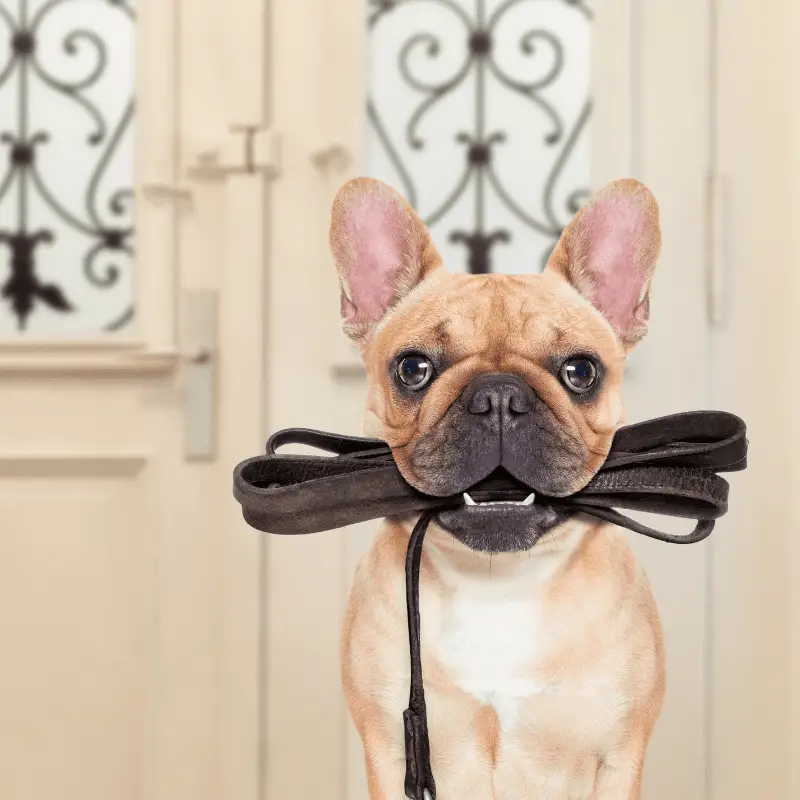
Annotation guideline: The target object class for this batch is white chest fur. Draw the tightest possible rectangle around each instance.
[422,525,587,731]
[436,586,545,730]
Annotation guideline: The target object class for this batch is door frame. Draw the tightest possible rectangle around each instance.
[175,1,272,799]
[710,2,795,799]
[791,7,800,798]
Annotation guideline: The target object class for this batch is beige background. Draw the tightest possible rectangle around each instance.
[0,1,796,799]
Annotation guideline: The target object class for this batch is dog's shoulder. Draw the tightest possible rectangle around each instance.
[342,522,409,651]
[341,522,411,712]
[543,523,665,702]
[350,521,408,598]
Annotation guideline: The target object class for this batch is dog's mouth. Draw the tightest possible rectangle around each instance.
[461,491,536,507]
[433,468,575,554]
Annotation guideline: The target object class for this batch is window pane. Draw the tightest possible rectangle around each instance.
[0,0,135,334]
[366,0,592,274]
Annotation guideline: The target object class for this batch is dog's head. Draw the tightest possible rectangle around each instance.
[329,177,661,553]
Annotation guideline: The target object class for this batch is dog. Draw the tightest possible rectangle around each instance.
[332,176,665,799]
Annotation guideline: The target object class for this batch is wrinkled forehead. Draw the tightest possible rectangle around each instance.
[371,273,624,365]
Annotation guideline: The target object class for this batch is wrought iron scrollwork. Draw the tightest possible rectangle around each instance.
[368,0,593,274]
[0,0,135,331]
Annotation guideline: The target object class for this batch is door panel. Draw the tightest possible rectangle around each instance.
[0,376,207,800]
[710,2,793,798]
[365,0,594,275]
[0,454,149,800]
[0,0,137,335]
[267,1,715,799]
[0,1,271,799]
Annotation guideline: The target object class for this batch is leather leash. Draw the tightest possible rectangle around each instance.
[232,410,747,800]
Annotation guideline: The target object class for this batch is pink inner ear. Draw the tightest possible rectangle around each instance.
[578,195,652,334]
[339,192,411,326]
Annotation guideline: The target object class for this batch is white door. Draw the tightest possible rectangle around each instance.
[0,1,273,798]
[265,1,724,799]
[9,2,775,799]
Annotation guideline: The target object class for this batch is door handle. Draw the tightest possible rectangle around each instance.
[182,290,218,461]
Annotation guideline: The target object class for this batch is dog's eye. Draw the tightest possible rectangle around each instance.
[396,354,434,390]
[560,357,598,394]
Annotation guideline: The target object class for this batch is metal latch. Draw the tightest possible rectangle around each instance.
[142,128,282,201]
[186,127,281,180]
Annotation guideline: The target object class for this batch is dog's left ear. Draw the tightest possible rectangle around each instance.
[545,178,662,349]
[329,177,443,343]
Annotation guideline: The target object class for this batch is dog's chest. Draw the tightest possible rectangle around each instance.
[433,584,547,730]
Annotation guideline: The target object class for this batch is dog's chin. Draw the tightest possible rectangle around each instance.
[434,504,575,554]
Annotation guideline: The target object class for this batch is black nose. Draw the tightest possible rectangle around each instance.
[463,373,534,416]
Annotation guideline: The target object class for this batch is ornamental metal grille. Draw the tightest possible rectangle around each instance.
[0,0,135,334]
[366,0,593,274]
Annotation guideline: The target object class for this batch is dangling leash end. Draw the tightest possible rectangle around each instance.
[404,707,436,800]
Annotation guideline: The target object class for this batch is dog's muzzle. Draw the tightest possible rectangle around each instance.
[406,372,588,498]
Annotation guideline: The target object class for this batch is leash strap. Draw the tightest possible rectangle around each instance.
[232,411,747,541]
[231,410,748,800]
[404,510,437,800]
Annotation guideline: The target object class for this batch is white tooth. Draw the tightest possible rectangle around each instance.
[462,494,535,507]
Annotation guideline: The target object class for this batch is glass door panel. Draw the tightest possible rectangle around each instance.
[366,0,593,275]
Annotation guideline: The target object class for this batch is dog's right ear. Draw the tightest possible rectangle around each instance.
[329,177,443,343]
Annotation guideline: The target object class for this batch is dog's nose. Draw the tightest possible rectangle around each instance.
[464,373,534,416]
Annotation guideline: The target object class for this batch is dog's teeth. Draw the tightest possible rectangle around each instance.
[463,493,536,507]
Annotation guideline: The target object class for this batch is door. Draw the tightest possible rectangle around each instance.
[0,1,272,799]
[265,1,720,799]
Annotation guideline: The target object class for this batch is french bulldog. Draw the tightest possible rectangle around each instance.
[332,176,665,799]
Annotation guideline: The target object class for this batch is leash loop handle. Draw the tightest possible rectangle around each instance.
[234,411,747,542]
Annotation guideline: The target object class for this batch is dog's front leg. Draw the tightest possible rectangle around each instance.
[591,763,643,800]
[360,724,407,800]
[591,742,646,800]
[357,715,435,800]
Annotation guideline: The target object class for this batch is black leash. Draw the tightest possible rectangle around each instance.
[404,510,438,800]
[232,410,747,800]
